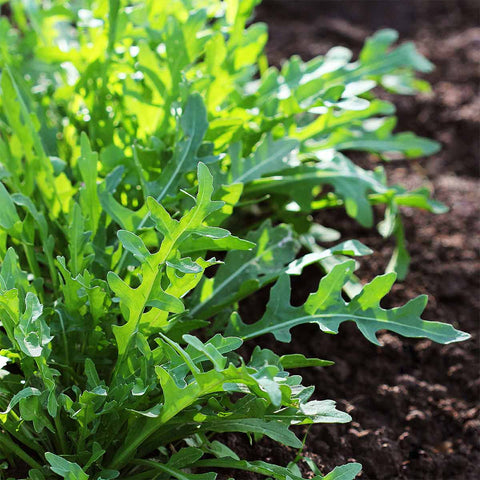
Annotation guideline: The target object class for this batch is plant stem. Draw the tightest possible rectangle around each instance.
[23,244,42,282]
[193,459,273,477]
[0,418,44,457]
[44,241,58,290]
[55,308,70,369]
[0,434,43,470]
[133,460,180,477]
[123,467,161,480]
[94,0,120,145]
[54,415,68,454]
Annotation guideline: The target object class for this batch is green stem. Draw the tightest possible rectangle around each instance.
[109,367,235,470]
[107,0,120,55]
[55,309,71,381]
[23,244,42,280]
[0,418,43,457]
[108,396,187,469]
[77,416,87,454]
[44,241,58,290]
[193,459,274,477]
[54,415,68,454]
[123,467,161,480]
[0,434,43,470]
[95,0,120,145]
[133,460,181,477]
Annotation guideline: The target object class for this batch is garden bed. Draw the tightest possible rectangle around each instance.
[218,2,480,479]
[0,1,477,479]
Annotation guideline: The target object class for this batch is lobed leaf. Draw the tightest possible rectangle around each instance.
[228,261,470,345]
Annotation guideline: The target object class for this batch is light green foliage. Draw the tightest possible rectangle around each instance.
[0,1,469,479]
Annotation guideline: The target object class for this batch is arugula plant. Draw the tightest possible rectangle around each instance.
[0,1,469,479]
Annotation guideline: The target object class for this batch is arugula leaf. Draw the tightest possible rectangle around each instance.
[150,94,216,201]
[228,261,470,345]
[45,453,89,480]
[109,163,240,374]
[0,183,20,230]
[322,463,362,480]
[245,154,387,226]
[229,134,298,184]
[188,221,298,319]
[193,457,320,480]
[78,132,101,236]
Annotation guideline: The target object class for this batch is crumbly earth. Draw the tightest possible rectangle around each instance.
[216,1,479,479]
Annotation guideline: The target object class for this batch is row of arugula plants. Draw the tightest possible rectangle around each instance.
[0,1,470,479]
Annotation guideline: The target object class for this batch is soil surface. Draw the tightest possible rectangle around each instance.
[218,2,480,479]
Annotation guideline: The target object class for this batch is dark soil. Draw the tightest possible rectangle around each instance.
[217,2,480,479]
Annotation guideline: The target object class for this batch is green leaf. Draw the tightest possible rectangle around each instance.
[168,447,204,469]
[110,359,274,469]
[245,154,388,227]
[279,354,333,369]
[391,187,449,213]
[229,134,298,184]
[117,230,150,263]
[0,247,25,291]
[67,202,93,276]
[360,29,433,72]
[296,399,351,424]
[14,292,51,358]
[0,387,41,415]
[152,94,214,202]
[285,239,372,276]
[0,68,60,212]
[45,453,89,480]
[167,258,203,274]
[0,182,20,230]
[78,132,101,236]
[170,334,243,379]
[316,125,440,159]
[359,29,399,63]
[206,418,302,448]
[228,261,470,345]
[188,221,298,319]
[180,234,254,255]
[12,193,49,240]
[98,181,149,232]
[183,334,228,370]
[109,163,226,368]
[193,457,318,480]
[323,463,362,480]
[136,460,216,480]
